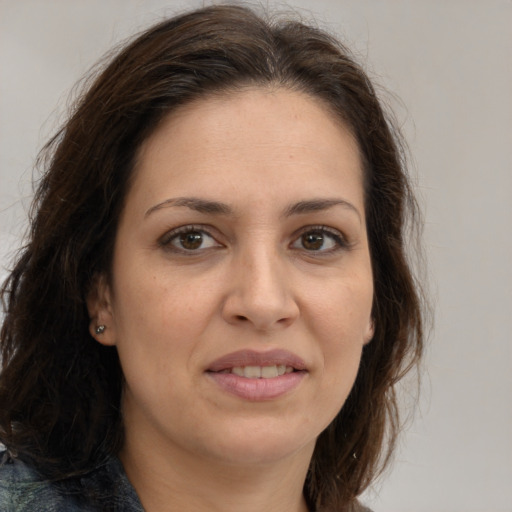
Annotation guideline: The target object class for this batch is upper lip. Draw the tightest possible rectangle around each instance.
[206,349,307,372]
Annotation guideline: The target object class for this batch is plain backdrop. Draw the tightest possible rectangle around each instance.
[1,1,511,511]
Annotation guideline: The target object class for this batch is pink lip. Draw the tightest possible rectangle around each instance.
[206,349,307,401]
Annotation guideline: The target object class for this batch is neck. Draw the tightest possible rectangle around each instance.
[120,430,313,512]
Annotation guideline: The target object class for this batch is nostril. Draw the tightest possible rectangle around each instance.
[236,315,249,321]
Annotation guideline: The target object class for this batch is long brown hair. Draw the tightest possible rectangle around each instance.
[0,5,425,510]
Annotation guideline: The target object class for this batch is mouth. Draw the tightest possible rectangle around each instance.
[206,348,307,375]
[214,365,296,378]
[205,349,307,401]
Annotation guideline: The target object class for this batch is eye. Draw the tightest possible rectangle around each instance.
[159,226,221,253]
[291,227,347,253]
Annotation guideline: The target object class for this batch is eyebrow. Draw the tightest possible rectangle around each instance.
[282,198,361,221]
[144,196,361,221]
[145,197,233,218]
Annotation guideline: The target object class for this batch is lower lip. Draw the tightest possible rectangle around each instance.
[206,371,306,401]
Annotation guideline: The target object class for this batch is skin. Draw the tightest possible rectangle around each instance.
[88,87,374,512]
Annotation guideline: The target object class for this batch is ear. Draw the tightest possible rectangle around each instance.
[363,317,375,345]
[86,273,116,346]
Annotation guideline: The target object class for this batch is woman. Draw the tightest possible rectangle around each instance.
[0,4,424,511]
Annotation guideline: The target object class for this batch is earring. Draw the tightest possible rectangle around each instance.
[95,325,106,335]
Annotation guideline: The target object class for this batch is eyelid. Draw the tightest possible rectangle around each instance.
[158,223,350,255]
[290,225,350,253]
[158,224,223,252]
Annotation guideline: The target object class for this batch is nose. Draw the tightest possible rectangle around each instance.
[221,246,300,332]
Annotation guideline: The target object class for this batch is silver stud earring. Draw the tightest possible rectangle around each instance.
[95,325,106,335]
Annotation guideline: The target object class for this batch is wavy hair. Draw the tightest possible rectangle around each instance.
[0,5,425,510]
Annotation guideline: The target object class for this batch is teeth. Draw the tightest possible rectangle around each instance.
[230,365,294,378]
[244,366,261,378]
[261,365,278,378]
[231,367,245,377]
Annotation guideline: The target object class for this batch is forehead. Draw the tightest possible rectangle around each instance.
[129,87,364,213]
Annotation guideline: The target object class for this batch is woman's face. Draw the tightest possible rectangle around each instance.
[89,88,374,468]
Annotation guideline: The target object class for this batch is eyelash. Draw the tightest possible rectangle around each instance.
[158,224,219,253]
[292,225,350,255]
[158,224,349,255]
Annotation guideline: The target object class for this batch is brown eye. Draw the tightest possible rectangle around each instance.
[302,231,325,250]
[160,226,221,253]
[291,227,345,253]
[179,231,203,250]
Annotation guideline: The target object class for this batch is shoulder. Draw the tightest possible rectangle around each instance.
[353,503,374,512]
[0,452,73,512]
[0,451,84,511]
[352,503,373,512]
[333,502,373,512]
[0,450,143,512]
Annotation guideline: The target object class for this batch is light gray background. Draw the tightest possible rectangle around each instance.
[1,1,511,511]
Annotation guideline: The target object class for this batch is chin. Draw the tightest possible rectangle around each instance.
[200,420,317,467]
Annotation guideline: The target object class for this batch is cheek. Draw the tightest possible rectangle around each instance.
[111,277,202,407]
[306,277,372,393]
[110,266,225,399]
[308,275,373,342]
[113,266,216,339]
